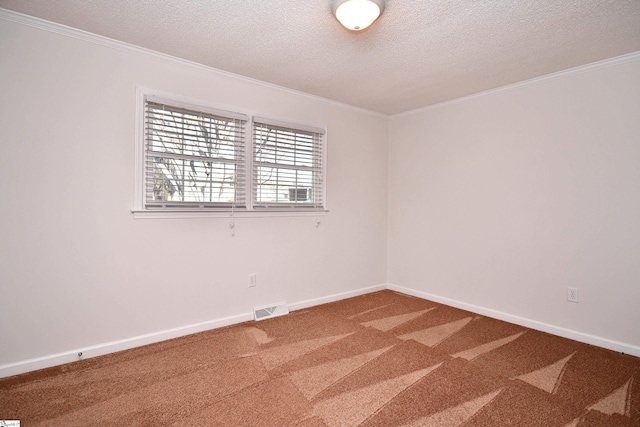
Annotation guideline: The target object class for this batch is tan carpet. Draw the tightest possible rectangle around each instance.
[1,290,639,426]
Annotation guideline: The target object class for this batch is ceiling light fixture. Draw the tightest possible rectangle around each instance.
[332,0,385,31]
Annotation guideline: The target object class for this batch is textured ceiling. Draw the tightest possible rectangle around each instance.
[2,0,640,115]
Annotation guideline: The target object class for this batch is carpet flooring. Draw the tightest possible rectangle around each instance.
[1,290,639,426]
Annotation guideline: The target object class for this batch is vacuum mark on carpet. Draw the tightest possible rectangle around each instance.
[258,333,354,370]
[398,388,503,427]
[452,332,525,361]
[514,352,575,394]
[587,377,634,417]
[347,304,393,319]
[398,317,472,347]
[311,363,443,427]
[289,346,395,399]
[361,308,435,332]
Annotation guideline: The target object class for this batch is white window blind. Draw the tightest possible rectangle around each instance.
[144,98,247,209]
[252,118,325,209]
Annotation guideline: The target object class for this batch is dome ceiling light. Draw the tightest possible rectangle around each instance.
[332,0,385,31]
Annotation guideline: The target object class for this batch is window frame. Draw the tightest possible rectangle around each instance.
[251,116,325,211]
[133,88,328,219]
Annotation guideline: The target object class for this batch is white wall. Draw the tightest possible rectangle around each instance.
[0,13,388,374]
[388,54,640,354]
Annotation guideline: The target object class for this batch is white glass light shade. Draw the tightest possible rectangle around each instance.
[332,0,384,31]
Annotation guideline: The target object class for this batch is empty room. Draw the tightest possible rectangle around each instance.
[1,1,639,425]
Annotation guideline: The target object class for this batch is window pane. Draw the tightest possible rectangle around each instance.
[146,157,241,204]
[144,100,245,208]
[254,127,315,168]
[254,166,315,204]
[252,119,324,207]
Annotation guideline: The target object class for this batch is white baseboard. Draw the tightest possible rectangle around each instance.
[0,283,386,379]
[386,283,640,358]
[5,281,634,379]
[0,312,253,379]
[289,283,387,312]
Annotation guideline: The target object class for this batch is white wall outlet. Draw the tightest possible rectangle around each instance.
[567,287,579,303]
[249,273,257,288]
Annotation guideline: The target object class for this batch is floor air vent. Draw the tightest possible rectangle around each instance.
[254,302,289,321]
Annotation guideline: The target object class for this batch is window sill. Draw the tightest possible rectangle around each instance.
[131,208,329,219]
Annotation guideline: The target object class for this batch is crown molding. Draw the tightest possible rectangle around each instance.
[0,8,388,119]
[392,49,640,118]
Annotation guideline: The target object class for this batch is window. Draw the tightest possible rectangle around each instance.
[253,118,324,210]
[143,97,247,210]
[134,89,326,217]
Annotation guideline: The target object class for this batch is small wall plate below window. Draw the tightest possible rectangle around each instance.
[254,302,289,321]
